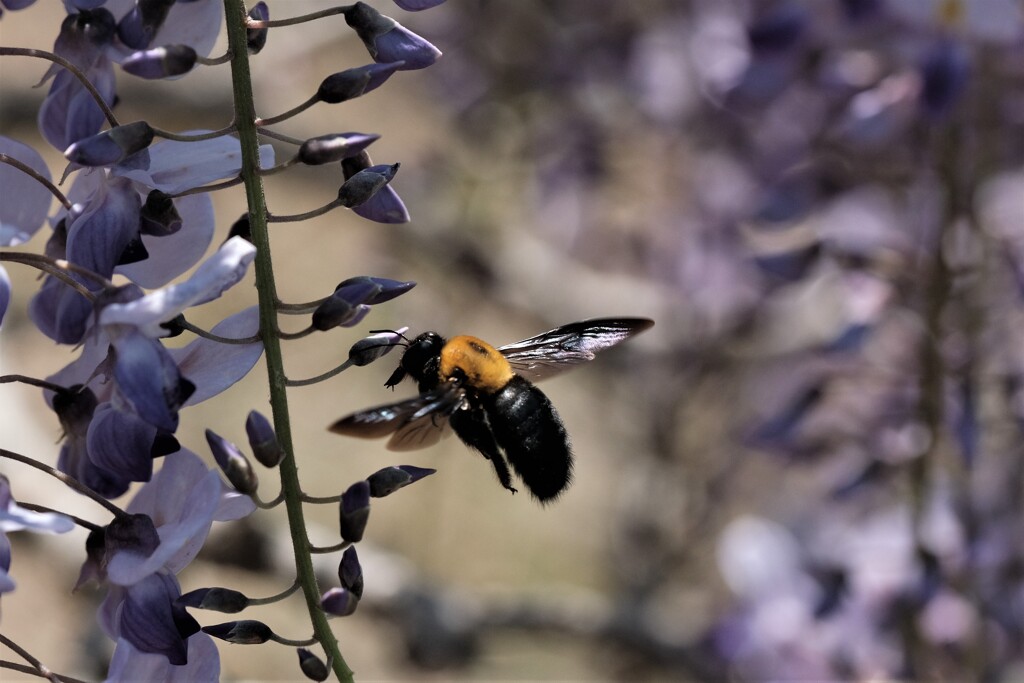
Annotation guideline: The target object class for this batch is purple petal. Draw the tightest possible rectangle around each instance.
[38,63,117,151]
[119,573,197,665]
[116,192,216,288]
[86,402,158,483]
[352,185,409,223]
[110,330,190,432]
[373,24,441,70]
[101,237,256,336]
[28,275,94,344]
[173,307,263,405]
[0,137,53,246]
[65,175,142,278]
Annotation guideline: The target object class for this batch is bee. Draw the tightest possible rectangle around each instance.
[329,318,654,503]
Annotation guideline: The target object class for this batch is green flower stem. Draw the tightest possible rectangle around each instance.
[222,2,353,681]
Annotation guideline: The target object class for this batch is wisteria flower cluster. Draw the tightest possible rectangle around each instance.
[0,0,444,680]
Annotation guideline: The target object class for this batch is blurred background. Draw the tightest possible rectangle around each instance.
[3,0,1024,680]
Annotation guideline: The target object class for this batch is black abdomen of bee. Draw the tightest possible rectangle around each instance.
[486,376,574,502]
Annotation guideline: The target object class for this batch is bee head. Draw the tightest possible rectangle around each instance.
[379,330,445,389]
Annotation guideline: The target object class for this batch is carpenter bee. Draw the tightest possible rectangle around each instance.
[329,318,654,503]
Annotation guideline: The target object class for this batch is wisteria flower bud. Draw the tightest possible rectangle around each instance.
[247,2,269,54]
[338,163,400,208]
[321,587,359,617]
[339,480,371,543]
[203,619,273,644]
[246,410,284,468]
[299,133,381,166]
[297,648,330,682]
[348,327,408,367]
[139,189,182,236]
[316,62,404,104]
[64,121,155,167]
[338,546,364,598]
[344,2,441,70]
[312,276,414,331]
[205,429,259,496]
[393,0,448,10]
[342,152,410,223]
[122,45,198,79]
[367,465,436,497]
[178,587,250,613]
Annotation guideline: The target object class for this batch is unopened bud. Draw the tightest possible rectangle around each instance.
[347,327,407,367]
[321,587,359,617]
[122,44,198,79]
[205,429,259,495]
[299,132,380,165]
[337,163,399,208]
[177,587,250,613]
[339,481,370,543]
[203,619,273,644]
[367,465,436,497]
[246,410,284,468]
[316,62,403,104]
[338,546,364,598]
[297,648,329,681]
[64,121,155,167]
[247,2,270,54]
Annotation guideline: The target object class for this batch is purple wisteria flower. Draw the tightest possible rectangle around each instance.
[0,475,75,595]
[43,238,262,494]
[344,1,442,70]
[82,449,255,667]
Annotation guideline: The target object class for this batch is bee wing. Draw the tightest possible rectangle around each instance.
[329,382,465,452]
[498,317,654,382]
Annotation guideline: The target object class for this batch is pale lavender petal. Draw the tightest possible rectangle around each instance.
[0,137,53,246]
[150,0,223,58]
[100,237,256,336]
[173,306,262,405]
[108,472,220,584]
[105,634,220,683]
[112,134,274,195]
[116,193,215,288]
[0,493,75,534]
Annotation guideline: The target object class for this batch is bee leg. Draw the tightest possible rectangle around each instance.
[450,407,518,495]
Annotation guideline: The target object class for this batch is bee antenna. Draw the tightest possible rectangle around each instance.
[368,328,410,345]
